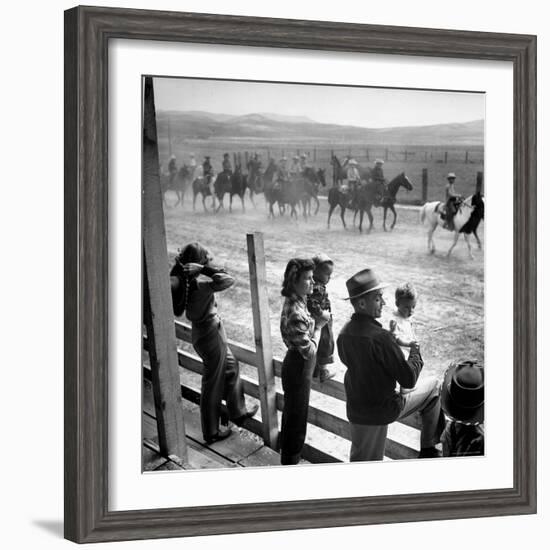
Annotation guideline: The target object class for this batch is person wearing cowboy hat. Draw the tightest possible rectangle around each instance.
[289,154,301,177]
[274,156,290,186]
[442,172,461,230]
[440,360,484,457]
[168,154,178,183]
[188,152,197,168]
[346,158,361,194]
[337,268,444,461]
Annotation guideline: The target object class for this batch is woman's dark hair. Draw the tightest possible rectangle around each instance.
[170,242,212,316]
[281,258,315,297]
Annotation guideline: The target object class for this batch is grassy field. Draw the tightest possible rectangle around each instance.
[163,191,484,381]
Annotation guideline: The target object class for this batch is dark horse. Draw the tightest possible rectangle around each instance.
[192,173,215,212]
[330,153,348,187]
[301,167,326,216]
[160,164,193,207]
[213,166,249,212]
[213,171,232,212]
[355,172,413,233]
[327,186,355,229]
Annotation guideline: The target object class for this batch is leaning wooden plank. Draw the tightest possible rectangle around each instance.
[246,232,279,449]
[142,76,187,462]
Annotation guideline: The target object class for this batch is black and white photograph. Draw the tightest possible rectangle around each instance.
[142,75,486,471]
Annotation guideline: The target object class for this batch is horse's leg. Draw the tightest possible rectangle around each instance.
[427,224,436,254]
[390,205,397,230]
[202,194,208,212]
[340,206,347,230]
[327,204,335,229]
[314,196,320,216]
[193,191,197,211]
[383,207,388,232]
[463,234,474,259]
[359,210,364,233]
[473,228,483,250]
[249,187,256,208]
[353,209,358,226]
[367,208,374,234]
[241,193,246,212]
[446,230,461,257]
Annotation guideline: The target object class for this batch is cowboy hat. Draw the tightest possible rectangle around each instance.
[348,159,358,165]
[375,158,384,164]
[447,172,456,179]
[441,360,484,424]
[344,268,388,300]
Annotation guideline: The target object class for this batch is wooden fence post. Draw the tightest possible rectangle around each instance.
[313,147,316,162]
[245,151,249,167]
[246,233,279,449]
[142,76,187,462]
[385,148,389,162]
[366,148,370,161]
[476,171,483,194]
[444,151,448,163]
[422,168,428,203]
[465,150,469,164]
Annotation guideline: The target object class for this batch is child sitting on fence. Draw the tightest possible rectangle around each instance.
[307,253,337,383]
[389,282,419,394]
[440,360,485,457]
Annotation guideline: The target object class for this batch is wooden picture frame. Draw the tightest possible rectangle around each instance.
[64,5,536,543]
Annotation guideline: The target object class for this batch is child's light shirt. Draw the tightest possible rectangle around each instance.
[389,309,416,357]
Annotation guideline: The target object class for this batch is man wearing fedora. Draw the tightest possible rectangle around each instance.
[337,268,444,461]
[440,360,484,457]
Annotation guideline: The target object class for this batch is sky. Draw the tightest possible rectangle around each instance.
[153,76,485,129]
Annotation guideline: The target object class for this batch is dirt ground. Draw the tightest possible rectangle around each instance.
[163,190,484,381]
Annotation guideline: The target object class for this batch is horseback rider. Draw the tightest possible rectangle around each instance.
[202,155,214,195]
[276,157,291,190]
[346,158,361,194]
[299,153,309,173]
[289,155,301,177]
[442,172,461,230]
[187,153,197,179]
[222,153,233,176]
[372,159,386,206]
[168,154,178,183]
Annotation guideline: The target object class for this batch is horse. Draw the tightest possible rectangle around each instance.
[160,164,193,207]
[192,173,216,212]
[355,172,413,233]
[420,192,485,258]
[261,162,284,218]
[327,186,356,229]
[229,167,248,212]
[301,167,326,216]
[330,153,348,187]
[213,171,233,212]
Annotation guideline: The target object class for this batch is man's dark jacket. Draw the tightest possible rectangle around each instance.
[337,313,423,425]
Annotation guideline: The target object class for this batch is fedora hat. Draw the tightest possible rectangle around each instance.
[344,268,387,300]
[348,159,358,165]
[441,360,484,424]
[375,158,384,165]
[447,172,456,179]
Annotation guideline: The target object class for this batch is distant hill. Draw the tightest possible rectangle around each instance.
[156,110,484,146]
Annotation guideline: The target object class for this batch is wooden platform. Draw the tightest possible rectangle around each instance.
[143,378,285,471]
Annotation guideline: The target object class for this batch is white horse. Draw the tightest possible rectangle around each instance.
[420,193,485,258]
